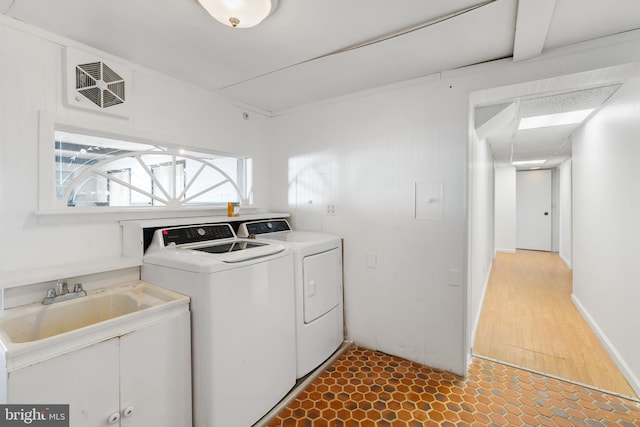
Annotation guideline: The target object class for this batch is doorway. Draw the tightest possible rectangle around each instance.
[468,65,640,400]
[474,249,637,398]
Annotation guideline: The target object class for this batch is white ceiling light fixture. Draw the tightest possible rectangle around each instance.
[197,0,278,28]
[512,160,546,166]
[518,108,595,130]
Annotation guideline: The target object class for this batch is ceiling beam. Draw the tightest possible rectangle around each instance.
[513,0,556,62]
[475,102,517,141]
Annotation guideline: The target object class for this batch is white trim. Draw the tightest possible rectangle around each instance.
[559,251,572,270]
[38,112,56,211]
[470,259,493,351]
[571,294,640,397]
[495,248,517,254]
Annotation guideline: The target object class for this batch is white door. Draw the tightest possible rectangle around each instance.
[516,170,552,251]
[120,312,192,427]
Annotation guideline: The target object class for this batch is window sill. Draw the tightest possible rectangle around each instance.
[34,206,266,224]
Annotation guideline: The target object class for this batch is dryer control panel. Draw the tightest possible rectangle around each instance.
[239,220,291,237]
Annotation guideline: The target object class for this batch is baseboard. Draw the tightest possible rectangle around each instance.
[559,251,572,270]
[571,294,640,397]
[495,248,516,254]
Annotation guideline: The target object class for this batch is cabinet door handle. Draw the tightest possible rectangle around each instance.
[123,406,135,417]
[108,412,120,424]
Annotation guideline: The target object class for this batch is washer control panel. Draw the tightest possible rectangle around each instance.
[160,224,235,246]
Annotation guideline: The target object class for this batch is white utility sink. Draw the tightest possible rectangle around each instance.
[0,281,189,370]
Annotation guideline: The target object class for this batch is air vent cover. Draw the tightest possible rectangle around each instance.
[76,62,126,108]
[65,48,132,118]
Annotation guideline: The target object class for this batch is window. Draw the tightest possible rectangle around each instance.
[107,168,132,206]
[53,130,251,209]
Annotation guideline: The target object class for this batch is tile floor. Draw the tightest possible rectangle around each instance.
[264,345,640,426]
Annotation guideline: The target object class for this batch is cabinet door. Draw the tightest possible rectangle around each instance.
[120,312,191,427]
[7,338,120,427]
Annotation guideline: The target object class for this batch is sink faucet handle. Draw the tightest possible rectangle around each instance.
[55,280,69,295]
[74,283,84,293]
[46,288,56,299]
[55,280,64,295]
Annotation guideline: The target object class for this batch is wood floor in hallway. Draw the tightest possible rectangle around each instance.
[473,249,637,399]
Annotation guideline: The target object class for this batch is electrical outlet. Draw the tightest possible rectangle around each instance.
[326,204,336,215]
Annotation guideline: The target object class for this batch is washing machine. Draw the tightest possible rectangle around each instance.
[142,223,296,427]
[238,219,344,379]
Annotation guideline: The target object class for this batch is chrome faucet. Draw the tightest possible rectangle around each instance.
[42,280,87,305]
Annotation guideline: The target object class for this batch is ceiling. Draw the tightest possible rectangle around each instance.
[2,0,640,114]
[474,84,622,169]
[2,0,640,170]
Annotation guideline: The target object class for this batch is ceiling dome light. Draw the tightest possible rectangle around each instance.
[197,0,278,28]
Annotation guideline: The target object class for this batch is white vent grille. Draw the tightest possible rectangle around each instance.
[75,62,126,108]
[64,48,132,118]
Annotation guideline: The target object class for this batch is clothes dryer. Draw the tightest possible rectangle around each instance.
[142,223,296,427]
[238,219,344,378]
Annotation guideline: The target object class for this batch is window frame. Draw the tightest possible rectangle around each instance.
[38,112,252,214]
[107,168,133,206]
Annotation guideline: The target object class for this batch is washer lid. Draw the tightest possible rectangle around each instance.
[145,223,290,269]
[183,239,286,263]
[144,238,289,271]
[192,240,267,254]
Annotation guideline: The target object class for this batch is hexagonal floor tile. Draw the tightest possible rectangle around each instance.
[263,346,640,426]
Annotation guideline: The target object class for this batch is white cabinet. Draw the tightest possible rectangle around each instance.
[119,313,191,427]
[8,338,119,425]
[6,312,191,427]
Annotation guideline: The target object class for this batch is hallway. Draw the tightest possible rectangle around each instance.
[474,250,637,398]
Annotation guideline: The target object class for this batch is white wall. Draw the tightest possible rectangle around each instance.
[572,77,640,395]
[494,166,516,253]
[551,168,560,253]
[269,31,640,375]
[468,133,495,352]
[558,160,572,268]
[270,79,469,373]
[0,17,270,273]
